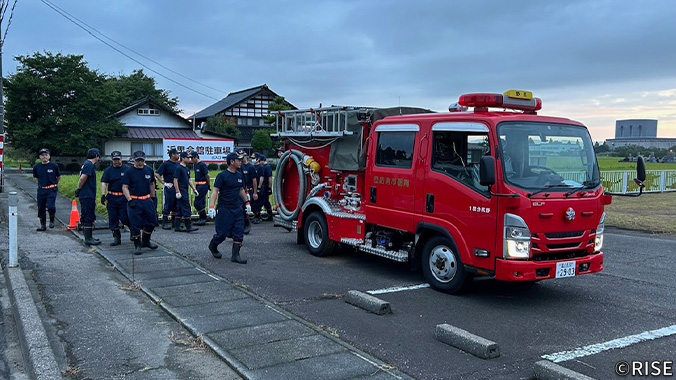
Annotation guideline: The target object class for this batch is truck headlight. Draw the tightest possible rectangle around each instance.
[504,214,531,259]
[594,212,606,252]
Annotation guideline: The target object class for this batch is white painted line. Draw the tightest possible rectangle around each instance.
[542,324,676,363]
[367,283,430,295]
[207,274,220,281]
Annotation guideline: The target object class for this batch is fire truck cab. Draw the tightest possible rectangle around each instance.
[272,91,644,294]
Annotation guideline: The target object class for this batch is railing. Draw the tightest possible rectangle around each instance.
[560,170,676,194]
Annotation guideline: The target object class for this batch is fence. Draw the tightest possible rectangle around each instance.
[560,170,676,194]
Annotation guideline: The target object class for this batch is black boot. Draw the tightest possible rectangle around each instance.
[110,229,122,246]
[243,215,251,235]
[162,215,171,230]
[264,210,274,221]
[133,236,143,255]
[84,227,101,246]
[174,217,186,232]
[184,219,198,232]
[37,218,47,231]
[208,239,222,259]
[49,214,56,228]
[230,243,247,264]
[194,210,207,226]
[252,213,261,224]
[141,231,158,249]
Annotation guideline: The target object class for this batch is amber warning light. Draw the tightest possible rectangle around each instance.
[458,90,542,113]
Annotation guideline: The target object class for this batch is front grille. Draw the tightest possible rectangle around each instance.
[544,231,585,239]
[547,242,581,250]
[533,250,590,262]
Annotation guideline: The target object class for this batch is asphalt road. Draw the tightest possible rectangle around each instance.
[127,221,676,379]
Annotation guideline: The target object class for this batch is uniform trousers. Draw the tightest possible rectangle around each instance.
[212,206,244,244]
[162,186,178,216]
[37,188,58,219]
[106,195,130,231]
[80,197,96,225]
[128,199,158,236]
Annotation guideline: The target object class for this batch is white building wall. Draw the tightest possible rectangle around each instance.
[104,140,131,157]
[118,111,187,128]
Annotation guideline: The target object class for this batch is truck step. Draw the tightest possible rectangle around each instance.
[273,216,297,231]
[341,238,409,262]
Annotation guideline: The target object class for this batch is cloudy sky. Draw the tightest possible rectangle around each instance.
[3,0,676,141]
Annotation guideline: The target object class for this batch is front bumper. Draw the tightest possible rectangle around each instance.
[495,252,604,282]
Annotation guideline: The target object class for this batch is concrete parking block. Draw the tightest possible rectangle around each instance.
[345,290,392,315]
[232,334,345,369]
[209,319,316,350]
[533,360,595,380]
[435,323,500,359]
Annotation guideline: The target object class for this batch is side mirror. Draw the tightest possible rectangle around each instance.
[480,156,496,186]
[634,156,646,196]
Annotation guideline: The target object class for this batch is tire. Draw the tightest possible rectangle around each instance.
[303,212,336,257]
[421,236,471,294]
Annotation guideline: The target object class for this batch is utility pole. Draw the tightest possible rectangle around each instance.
[0,0,19,134]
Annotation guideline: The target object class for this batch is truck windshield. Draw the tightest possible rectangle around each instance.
[498,122,600,192]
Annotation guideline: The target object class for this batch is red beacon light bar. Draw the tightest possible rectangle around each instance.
[458,90,542,114]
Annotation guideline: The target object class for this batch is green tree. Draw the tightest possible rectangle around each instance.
[251,129,273,152]
[108,69,181,113]
[263,96,293,125]
[204,115,241,139]
[4,52,126,155]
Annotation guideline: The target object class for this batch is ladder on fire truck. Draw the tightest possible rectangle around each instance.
[272,106,376,137]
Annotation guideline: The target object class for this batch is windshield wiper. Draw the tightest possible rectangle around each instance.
[527,184,573,198]
[565,180,600,198]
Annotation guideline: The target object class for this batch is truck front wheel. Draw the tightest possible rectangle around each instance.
[421,236,471,294]
[304,212,336,257]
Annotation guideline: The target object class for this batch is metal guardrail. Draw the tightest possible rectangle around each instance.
[560,170,676,194]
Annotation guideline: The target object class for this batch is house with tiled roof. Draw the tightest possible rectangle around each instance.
[191,84,295,152]
[104,97,198,161]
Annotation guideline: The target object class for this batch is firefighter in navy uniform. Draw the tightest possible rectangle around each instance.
[101,151,131,246]
[122,151,159,255]
[251,153,264,224]
[32,148,61,231]
[155,148,180,230]
[237,150,257,234]
[257,155,274,221]
[76,148,101,246]
[208,152,248,264]
[173,151,199,232]
[190,152,210,225]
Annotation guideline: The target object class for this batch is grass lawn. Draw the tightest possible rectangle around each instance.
[605,192,676,235]
[597,156,676,171]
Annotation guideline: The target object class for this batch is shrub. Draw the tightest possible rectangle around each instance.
[65,163,81,173]
[220,163,229,170]
[207,163,219,171]
[57,163,65,172]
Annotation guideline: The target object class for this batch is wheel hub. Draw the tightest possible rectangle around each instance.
[307,221,323,249]
[429,245,457,283]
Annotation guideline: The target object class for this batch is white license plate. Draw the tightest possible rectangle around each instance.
[555,261,576,278]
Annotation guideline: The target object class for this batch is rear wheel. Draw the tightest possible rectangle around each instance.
[304,212,336,257]
[421,236,471,294]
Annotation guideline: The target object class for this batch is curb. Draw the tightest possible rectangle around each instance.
[435,323,500,359]
[3,265,62,380]
[533,360,596,380]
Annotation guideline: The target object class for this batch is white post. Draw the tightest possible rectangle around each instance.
[8,191,18,267]
[622,171,628,194]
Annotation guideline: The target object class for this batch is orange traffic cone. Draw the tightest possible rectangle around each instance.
[67,200,80,231]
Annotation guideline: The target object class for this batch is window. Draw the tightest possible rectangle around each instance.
[432,130,490,193]
[376,131,416,168]
[131,142,163,157]
[137,108,160,116]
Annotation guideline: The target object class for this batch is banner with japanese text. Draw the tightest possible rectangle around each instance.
[163,138,234,163]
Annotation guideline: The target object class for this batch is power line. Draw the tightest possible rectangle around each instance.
[41,0,221,101]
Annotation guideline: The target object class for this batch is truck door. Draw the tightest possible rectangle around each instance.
[422,122,498,270]
[365,124,419,232]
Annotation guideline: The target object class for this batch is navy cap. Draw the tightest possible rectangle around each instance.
[133,151,146,160]
[226,152,243,162]
[168,148,178,156]
[179,151,189,159]
[111,151,122,160]
[258,155,267,161]
[87,148,101,159]
[38,148,50,155]
[188,151,199,158]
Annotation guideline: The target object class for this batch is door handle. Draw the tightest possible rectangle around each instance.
[370,187,377,203]
[426,194,434,213]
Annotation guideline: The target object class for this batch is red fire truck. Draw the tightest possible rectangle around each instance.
[272,91,645,294]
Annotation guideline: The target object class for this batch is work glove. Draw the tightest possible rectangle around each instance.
[207,208,216,218]
[100,195,106,205]
[164,183,173,189]
[245,203,252,214]
[128,199,137,209]
[246,193,251,202]
[176,192,183,199]
[74,189,80,198]
[194,190,200,197]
